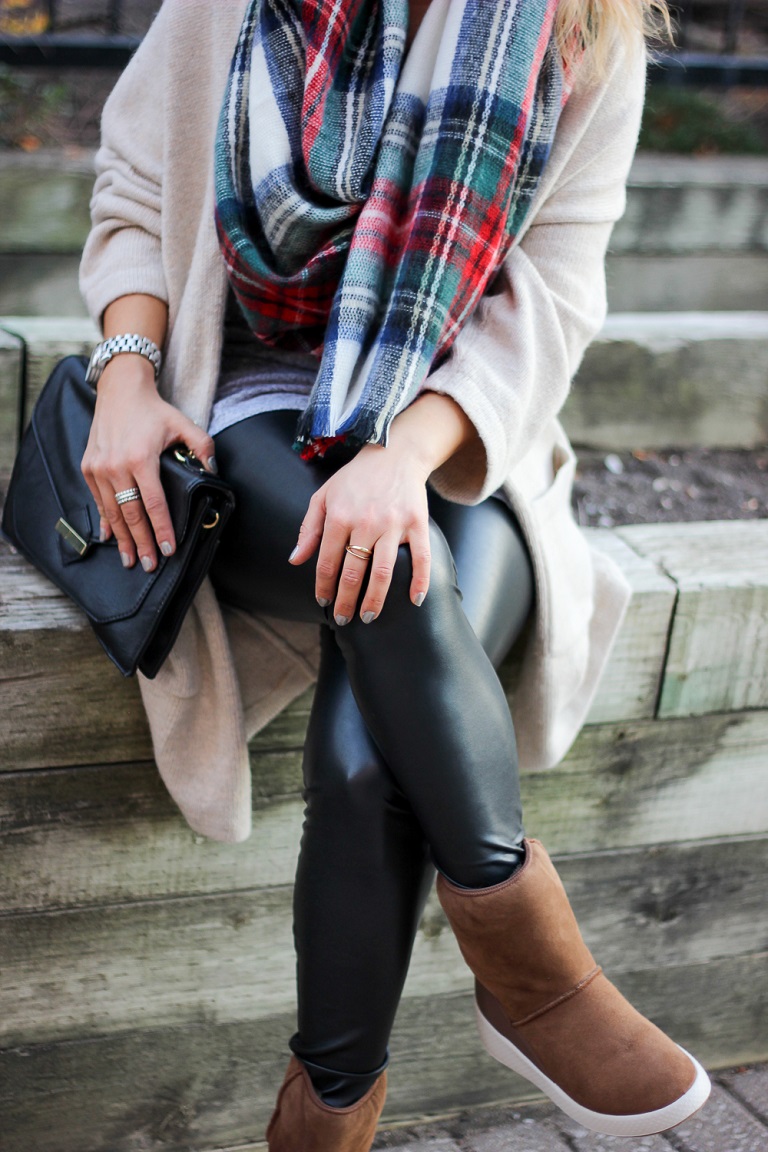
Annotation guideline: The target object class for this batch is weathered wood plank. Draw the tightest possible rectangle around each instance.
[0,625,152,770]
[0,540,313,774]
[582,528,676,722]
[0,526,677,770]
[3,515,767,769]
[1,952,766,1152]
[0,768,305,910]
[0,326,22,482]
[0,316,98,423]
[525,710,768,849]
[566,312,768,452]
[3,711,768,912]
[0,254,89,319]
[605,252,768,314]
[1,838,765,1047]
[0,549,154,770]
[612,154,768,255]
[0,151,95,254]
[617,521,768,716]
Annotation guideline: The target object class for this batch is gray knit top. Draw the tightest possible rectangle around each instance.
[208,289,318,437]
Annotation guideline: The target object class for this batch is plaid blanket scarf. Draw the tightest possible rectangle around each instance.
[214,0,570,458]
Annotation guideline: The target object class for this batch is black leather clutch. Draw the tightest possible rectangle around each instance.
[1,355,235,678]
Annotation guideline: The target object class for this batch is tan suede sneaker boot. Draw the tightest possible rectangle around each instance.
[437,838,711,1137]
[266,1056,387,1151]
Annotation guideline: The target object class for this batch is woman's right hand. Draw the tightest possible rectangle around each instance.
[81,354,217,573]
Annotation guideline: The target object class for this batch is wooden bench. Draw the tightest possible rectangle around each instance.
[1,516,767,1152]
[2,301,768,481]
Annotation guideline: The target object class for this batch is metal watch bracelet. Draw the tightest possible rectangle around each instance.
[85,334,163,386]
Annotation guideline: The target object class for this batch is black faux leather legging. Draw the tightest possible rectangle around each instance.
[210,410,535,1106]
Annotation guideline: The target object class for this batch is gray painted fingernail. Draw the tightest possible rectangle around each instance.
[160,541,173,557]
[141,556,154,573]
[289,546,299,561]
[99,524,108,543]
[362,610,376,624]
[334,614,350,627]
[414,591,426,606]
[208,456,218,474]
[120,552,131,568]
[316,596,331,607]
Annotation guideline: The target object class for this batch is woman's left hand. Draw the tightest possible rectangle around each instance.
[288,441,432,624]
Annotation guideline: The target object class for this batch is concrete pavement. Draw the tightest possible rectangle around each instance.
[372,1063,768,1152]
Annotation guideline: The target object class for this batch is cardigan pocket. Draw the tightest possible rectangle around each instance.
[529,437,595,661]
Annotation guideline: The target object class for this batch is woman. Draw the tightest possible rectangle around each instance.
[79,1,710,1148]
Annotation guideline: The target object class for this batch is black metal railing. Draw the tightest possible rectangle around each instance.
[1,0,767,83]
[44,0,126,35]
[675,0,752,54]
[0,0,151,66]
[650,0,768,84]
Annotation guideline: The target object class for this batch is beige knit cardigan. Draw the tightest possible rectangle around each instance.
[80,0,646,843]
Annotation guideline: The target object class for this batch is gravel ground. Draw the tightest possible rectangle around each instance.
[572,446,768,528]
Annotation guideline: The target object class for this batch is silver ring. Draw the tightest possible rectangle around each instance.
[115,487,142,506]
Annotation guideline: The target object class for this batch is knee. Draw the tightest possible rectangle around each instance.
[386,519,459,607]
[303,722,404,821]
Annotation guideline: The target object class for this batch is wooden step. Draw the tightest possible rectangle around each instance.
[5,521,768,776]
[567,311,768,451]
[0,525,677,775]
[2,951,765,1152]
[0,315,97,484]
[618,519,768,717]
[0,325,22,479]
[611,153,768,256]
[4,151,768,318]
[0,546,152,771]
[3,313,767,490]
[4,837,763,1048]
[606,251,768,313]
[0,147,94,255]
[0,253,88,321]
[0,314,98,418]
[5,151,767,259]
[0,841,764,1147]
[3,708,768,916]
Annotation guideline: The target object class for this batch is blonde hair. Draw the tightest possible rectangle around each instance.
[556,0,673,82]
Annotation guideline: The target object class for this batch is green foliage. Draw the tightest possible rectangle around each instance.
[0,64,69,145]
[640,86,767,155]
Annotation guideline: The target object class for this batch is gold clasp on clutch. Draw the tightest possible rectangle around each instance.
[202,511,220,530]
[55,518,89,556]
[174,448,201,467]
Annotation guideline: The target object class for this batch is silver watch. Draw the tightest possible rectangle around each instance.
[85,333,163,385]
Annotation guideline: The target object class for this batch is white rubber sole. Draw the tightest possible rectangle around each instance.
[475,1001,711,1137]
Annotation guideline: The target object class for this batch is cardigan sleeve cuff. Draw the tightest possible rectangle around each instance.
[422,354,510,506]
[79,226,168,329]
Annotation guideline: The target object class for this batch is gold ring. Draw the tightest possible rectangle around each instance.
[345,544,374,562]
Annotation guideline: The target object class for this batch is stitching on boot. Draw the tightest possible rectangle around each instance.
[511,964,602,1027]
[266,1060,304,1139]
